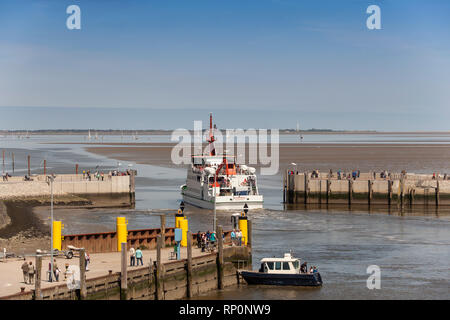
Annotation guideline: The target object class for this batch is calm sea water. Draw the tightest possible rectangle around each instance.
[2,135,450,299]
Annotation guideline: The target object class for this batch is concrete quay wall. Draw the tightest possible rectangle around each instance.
[0,174,134,200]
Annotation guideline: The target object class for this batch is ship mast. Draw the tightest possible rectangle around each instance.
[207,113,216,156]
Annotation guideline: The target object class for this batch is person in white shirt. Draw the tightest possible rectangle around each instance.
[129,247,136,266]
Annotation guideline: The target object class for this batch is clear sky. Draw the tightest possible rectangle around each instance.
[0,0,449,130]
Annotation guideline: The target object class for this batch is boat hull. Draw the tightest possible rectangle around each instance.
[182,193,263,210]
[240,271,323,287]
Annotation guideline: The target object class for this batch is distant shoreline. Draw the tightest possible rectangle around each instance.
[2,130,450,135]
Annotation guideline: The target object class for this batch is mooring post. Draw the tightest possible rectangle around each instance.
[319,179,322,204]
[160,215,166,248]
[368,180,373,205]
[304,172,309,204]
[79,248,86,300]
[27,155,31,176]
[186,231,193,298]
[34,255,42,300]
[436,180,440,206]
[388,179,393,205]
[247,220,253,267]
[217,225,224,290]
[348,179,353,205]
[247,220,252,249]
[148,258,153,297]
[120,242,128,300]
[400,177,405,207]
[326,178,331,204]
[75,164,79,175]
[155,235,163,300]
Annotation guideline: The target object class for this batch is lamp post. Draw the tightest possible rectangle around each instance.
[47,175,55,282]
[291,162,297,174]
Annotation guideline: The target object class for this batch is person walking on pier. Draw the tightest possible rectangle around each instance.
[85,252,90,271]
[231,229,236,246]
[129,247,136,266]
[210,231,216,248]
[135,248,143,266]
[236,230,242,246]
[201,233,207,252]
[21,259,29,284]
[196,232,202,248]
[28,261,35,285]
[53,259,59,281]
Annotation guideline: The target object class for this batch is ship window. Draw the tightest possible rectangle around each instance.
[275,262,281,270]
[282,262,290,270]
[293,261,299,269]
[266,262,274,270]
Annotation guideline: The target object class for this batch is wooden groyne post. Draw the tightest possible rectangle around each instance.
[79,248,87,300]
[436,180,440,206]
[155,235,163,300]
[34,255,42,300]
[388,179,393,205]
[326,177,331,204]
[348,179,353,205]
[160,215,166,248]
[304,172,309,204]
[120,243,128,300]
[186,231,193,298]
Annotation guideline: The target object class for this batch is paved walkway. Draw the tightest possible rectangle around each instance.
[0,245,213,297]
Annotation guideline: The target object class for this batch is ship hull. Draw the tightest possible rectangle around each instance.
[241,271,323,287]
[182,193,263,210]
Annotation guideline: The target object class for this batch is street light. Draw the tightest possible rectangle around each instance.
[291,163,298,174]
[46,175,55,282]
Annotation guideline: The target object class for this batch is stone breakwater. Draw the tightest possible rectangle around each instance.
[284,171,450,205]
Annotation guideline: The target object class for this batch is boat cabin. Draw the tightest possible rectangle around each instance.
[258,253,301,275]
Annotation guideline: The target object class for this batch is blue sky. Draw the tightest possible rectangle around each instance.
[0,0,449,130]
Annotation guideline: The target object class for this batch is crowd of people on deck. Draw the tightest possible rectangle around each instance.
[82,169,133,181]
[300,261,319,274]
[194,229,244,253]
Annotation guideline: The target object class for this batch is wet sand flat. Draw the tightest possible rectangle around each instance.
[85,143,450,173]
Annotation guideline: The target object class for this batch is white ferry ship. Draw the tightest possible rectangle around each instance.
[180,114,263,210]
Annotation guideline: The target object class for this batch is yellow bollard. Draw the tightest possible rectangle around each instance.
[180,217,188,247]
[175,209,184,228]
[53,221,63,250]
[116,217,128,252]
[238,215,248,246]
